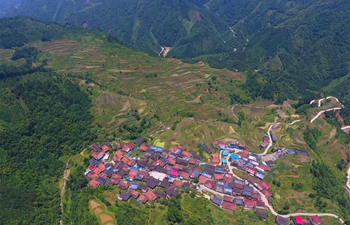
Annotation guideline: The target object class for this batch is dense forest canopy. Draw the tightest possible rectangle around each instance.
[0,65,94,224]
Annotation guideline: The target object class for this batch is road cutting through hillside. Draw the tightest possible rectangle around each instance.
[198,155,345,224]
[258,123,279,156]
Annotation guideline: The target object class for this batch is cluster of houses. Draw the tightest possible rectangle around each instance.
[210,194,268,219]
[229,149,273,188]
[84,138,320,224]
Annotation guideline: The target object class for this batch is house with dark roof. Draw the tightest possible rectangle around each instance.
[226,181,235,188]
[159,179,170,188]
[202,145,213,154]
[118,192,131,201]
[135,137,145,146]
[233,187,242,195]
[222,201,236,211]
[210,196,222,206]
[309,216,322,225]
[255,172,265,180]
[294,149,309,156]
[242,185,254,197]
[182,182,191,189]
[146,178,160,189]
[214,183,223,193]
[165,185,180,199]
[89,143,101,152]
[276,215,289,225]
[256,209,268,219]
[137,183,148,192]
[154,191,166,199]
[234,198,244,206]
[303,219,311,225]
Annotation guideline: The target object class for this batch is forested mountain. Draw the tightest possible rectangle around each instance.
[0,24,95,223]
[192,0,350,102]
[9,0,237,57]
[5,0,350,104]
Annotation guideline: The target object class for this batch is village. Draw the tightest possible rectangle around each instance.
[83,127,327,225]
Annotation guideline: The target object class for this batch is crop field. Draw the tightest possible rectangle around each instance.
[16,31,245,146]
[89,199,117,225]
[0,48,13,62]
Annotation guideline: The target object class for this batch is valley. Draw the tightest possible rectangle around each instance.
[0,16,350,225]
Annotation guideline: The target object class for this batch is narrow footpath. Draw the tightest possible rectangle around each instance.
[60,158,71,225]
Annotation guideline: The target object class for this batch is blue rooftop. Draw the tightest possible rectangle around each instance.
[230,154,239,160]
[222,150,230,156]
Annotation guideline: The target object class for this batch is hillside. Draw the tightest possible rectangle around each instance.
[7,0,349,105]
[198,0,350,100]
[9,0,237,57]
[1,17,350,225]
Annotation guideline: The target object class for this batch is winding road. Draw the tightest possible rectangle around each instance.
[257,123,279,156]
[198,154,345,223]
[310,107,342,123]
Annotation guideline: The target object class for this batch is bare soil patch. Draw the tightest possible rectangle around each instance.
[94,92,119,107]
[89,200,100,210]
[119,101,131,112]
[100,213,114,224]
[94,207,103,215]
[291,114,300,118]
[163,47,172,57]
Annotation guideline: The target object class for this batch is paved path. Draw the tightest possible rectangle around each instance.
[201,155,346,224]
[158,47,164,56]
[289,119,301,125]
[258,123,279,156]
[310,107,342,123]
[341,126,350,130]
[231,105,239,121]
